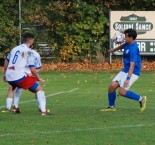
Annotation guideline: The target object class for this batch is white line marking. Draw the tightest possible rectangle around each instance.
[1,122,155,137]
[19,88,79,104]
[0,88,79,109]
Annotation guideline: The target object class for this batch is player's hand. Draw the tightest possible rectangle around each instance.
[108,48,115,53]
[39,78,45,85]
[123,80,129,88]
[3,75,6,82]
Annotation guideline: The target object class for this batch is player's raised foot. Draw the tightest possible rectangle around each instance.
[1,108,11,113]
[100,106,116,112]
[139,96,147,112]
[12,106,21,113]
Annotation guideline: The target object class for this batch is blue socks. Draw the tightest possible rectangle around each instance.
[125,90,141,101]
[108,90,141,107]
[108,91,116,107]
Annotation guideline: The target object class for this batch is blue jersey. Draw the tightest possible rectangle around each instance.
[122,41,141,76]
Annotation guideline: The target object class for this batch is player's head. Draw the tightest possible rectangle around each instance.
[22,32,35,47]
[124,29,137,44]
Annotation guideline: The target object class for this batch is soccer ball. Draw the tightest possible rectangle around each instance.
[113,31,124,44]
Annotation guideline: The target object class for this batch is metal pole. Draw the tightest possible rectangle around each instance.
[109,9,112,64]
[19,0,22,44]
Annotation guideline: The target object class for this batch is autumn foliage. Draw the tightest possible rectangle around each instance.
[0,60,155,72]
[41,61,155,71]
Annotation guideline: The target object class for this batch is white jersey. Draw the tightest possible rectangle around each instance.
[24,50,42,75]
[6,44,32,81]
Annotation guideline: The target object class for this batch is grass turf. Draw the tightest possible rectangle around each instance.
[0,71,155,145]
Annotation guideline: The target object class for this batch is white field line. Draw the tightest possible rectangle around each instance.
[0,88,79,109]
[1,122,155,137]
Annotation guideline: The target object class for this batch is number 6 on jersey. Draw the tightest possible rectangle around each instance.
[12,51,20,64]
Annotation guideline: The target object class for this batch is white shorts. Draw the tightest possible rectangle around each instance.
[112,71,139,90]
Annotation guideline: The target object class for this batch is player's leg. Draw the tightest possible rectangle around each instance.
[6,85,14,110]
[108,81,120,107]
[119,73,146,112]
[34,80,41,111]
[2,85,15,112]
[101,71,122,112]
[100,82,119,112]
[35,93,41,111]
[14,75,49,115]
[28,80,49,115]
[29,84,47,115]
[12,87,23,113]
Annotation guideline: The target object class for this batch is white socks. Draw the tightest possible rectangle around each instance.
[13,88,23,108]
[6,98,13,110]
[36,90,46,112]
[35,93,41,109]
[6,89,46,113]
[139,96,143,102]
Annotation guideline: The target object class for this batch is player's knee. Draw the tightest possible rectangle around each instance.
[7,85,15,98]
[29,82,42,93]
[119,88,126,96]
[15,88,23,93]
[109,85,114,92]
[35,86,43,92]
[8,85,15,91]
[109,82,118,92]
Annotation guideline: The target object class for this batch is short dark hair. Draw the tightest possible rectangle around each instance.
[124,29,137,40]
[22,32,35,43]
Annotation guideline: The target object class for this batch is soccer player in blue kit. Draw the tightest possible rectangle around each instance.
[101,29,147,112]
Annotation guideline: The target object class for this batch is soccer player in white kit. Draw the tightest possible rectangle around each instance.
[4,32,49,115]
[2,48,42,113]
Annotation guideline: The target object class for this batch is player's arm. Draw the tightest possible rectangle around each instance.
[124,48,137,88]
[108,44,125,53]
[3,53,11,82]
[36,69,41,73]
[29,66,45,84]
[35,62,42,73]
[3,59,9,82]
[4,59,9,74]
[29,67,39,80]
[127,62,135,78]
[35,54,42,73]
[28,52,44,84]
[123,62,135,88]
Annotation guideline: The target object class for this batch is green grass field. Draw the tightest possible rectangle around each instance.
[0,71,155,145]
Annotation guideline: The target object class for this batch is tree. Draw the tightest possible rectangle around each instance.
[1,0,155,61]
[0,0,19,57]
[22,0,108,61]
